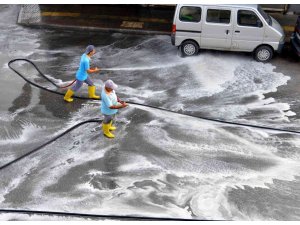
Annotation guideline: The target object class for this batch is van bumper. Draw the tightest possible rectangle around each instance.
[277,41,285,54]
[291,33,300,57]
[171,33,175,45]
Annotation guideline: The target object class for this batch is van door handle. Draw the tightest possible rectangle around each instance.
[226,30,230,34]
[235,30,240,33]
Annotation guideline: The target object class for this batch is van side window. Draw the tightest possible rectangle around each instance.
[206,9,231,24]
[238,10,263,27]
[179,6,201,22]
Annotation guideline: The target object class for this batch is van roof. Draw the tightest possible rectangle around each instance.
[177,4,259,10]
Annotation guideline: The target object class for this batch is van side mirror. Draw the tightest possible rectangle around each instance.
[257,20,263,28]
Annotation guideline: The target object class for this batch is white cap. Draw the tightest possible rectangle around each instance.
[105,79,118,90]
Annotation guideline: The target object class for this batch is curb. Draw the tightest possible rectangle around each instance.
[18,22,171,36]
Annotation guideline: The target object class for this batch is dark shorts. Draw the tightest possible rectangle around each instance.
[103,114,115,124]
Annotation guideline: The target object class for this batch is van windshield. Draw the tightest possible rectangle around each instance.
[258,5,272,26]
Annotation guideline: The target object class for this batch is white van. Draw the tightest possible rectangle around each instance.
[171,4,285,62]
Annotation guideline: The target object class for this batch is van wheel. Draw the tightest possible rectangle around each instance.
[181,41,199,57]
[254,45,273,62]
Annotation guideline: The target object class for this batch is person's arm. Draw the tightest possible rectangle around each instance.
[110,103,128,109]
[85,58,100,74]
[112,96,128,109]
[117,97,125,104]
[102,93,127,110]
[87,67,100,74]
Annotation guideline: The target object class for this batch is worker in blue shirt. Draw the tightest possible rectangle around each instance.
[64,45,101,102]
[101,79,128,138]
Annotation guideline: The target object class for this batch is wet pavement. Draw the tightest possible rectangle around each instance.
[1,5,300,221]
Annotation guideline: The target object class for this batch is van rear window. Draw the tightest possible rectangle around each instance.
[206,9,231,24]
[179,6,201,22]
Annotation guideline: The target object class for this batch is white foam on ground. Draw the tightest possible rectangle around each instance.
[0,119,117,206]
[1,103,299,220]
[21,103,132,205]
[118,155,162,172]
[119,86,168,103]
[1,33,298,220]
[0,111,17,122]
[0,155,42,206]
[91,35,294,126]
[181,54,243,98]
[31,143,112,199]
[0,122,44,145]
[30,35,294,126]
[19,126,134,215]
[0,6,40,73]
[0,213,88,221]
[133,105,300,219]
[178,56,289,98]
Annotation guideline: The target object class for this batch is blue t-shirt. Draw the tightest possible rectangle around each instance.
[76,54,90,81]
[101,88,118,115]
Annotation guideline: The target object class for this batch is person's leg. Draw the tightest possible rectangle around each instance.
[71,80,84,92]
[102,115,114,138]
[64,89,74,102]
[64,80,83,102]
[103,114,113,124]
[109,114,116,131]
[86,77,100,99]
[84,77,94,86]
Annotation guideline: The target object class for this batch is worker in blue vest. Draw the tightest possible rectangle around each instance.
[64,45,101,102]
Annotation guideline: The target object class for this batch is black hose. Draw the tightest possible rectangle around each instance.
[8,58,300,135]
[9,58,60,88]
[0,209,207,221]
[5,58,294,221]
[0,119,102,171]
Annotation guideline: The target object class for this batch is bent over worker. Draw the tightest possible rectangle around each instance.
[101,80,128,138]
[64,45,101,102]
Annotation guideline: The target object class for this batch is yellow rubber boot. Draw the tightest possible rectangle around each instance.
[102,123,115,138]
[64,89,74,102]
[88,86,100,99]
[109,120,116,131]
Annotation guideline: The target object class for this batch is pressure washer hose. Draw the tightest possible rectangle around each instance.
[1,58,299,220]
[0,118,101,171]
[59,79,76,88]
[8,59,300,135]
[5,58,300,170]
[0,209,207,221]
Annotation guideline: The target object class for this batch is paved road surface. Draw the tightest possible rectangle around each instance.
[1,5,300,220]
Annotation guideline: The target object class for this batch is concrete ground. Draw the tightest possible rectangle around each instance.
[1,5,300,221]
